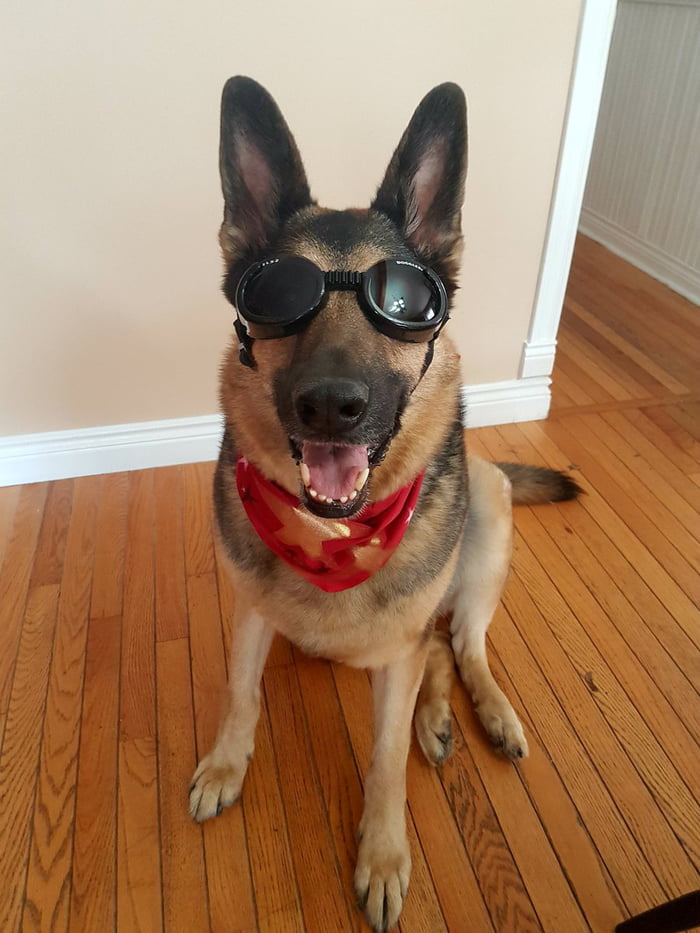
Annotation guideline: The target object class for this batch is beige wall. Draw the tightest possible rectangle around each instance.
[0,0,582,436]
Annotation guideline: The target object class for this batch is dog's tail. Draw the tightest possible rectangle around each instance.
[495,462,583,506]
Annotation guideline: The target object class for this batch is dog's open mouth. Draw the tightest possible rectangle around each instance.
[297,441,371,518]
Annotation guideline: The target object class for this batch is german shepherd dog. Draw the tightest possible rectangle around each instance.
[189,76,581,931]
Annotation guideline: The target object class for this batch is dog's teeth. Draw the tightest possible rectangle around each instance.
[355,468,369,492]
[349,490,358,501]
[300,462,311,486]
[309,488,318,498]
[317,494,327,503]
[339,496,348,504]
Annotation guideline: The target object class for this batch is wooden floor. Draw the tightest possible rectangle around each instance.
[1,234,699,932]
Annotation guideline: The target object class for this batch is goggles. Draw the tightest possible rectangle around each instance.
[234,256,449,348]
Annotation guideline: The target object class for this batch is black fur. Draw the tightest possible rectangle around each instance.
[219,76,314,264]
[371,83,467,291]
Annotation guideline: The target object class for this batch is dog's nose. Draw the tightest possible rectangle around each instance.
[294,378,369,435]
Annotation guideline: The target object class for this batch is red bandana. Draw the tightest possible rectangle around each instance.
[236,455,424,593]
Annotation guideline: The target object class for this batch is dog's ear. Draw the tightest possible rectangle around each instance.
[371,83,467,286]
[219,76,313,263]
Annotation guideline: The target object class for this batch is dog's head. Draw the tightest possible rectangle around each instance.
[218,77,467,519]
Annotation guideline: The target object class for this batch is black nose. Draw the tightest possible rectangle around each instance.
[294,378,369,435]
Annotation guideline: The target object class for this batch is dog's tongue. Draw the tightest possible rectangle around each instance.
[301,442,369,501]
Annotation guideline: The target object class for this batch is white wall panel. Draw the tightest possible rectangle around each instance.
[581,0,700,300]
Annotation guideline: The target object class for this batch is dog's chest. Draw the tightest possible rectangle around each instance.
[239,547,458,668]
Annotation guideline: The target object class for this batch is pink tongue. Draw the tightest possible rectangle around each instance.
[302,442,369,500]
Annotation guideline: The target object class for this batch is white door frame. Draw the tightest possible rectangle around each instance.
[520,0,618,383]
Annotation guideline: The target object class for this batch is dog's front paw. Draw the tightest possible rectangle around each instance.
[478,697,529,760]
[188,753,248,822]
[354,824,411,932]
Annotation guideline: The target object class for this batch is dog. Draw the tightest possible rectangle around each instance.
[189,76,581,932]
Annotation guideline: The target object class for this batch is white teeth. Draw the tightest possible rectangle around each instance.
[300,462,311,485]
[308,488,318,498]
[339,496,348,504]
[355,468,370,492]
[317,494,327,503]
[349,490,357,500]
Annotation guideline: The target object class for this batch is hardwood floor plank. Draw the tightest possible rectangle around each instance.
[564,298,690,396]
[503,570,698,895]
[567,256,700,386]
[567,271,699,387]
[512,421,700,684]
[513,523,700,858]
[671,401,700,442]
[117,471,162,932]
[622,406,700,477]
[23,476,100,933]
[0,484,20,573]
[243,691,304,933]
[154,467,188,643]
[520,420,700,646]
[551,347,614,404]
[577,411,700,546]
[89,473,129,620]
[28,479,73,588]
[487,605,666,914]
[294,654,366,931]
[0,483,48,716]
[70,476,127,933]
[549,365,595,407]
[558,325,642,401]
[0,585,59,933]
[528,498,700,745]
[120,471,156,742]
[602,409,700,512]
[543,413,700,581]
[188,571,256,933]
[450,685,589,932]
[264,664,355,933]
[487,648,627,931]
[69,616,120,933]
[155,637,208,932]
[117,736,163,933]
[645,404,700,462]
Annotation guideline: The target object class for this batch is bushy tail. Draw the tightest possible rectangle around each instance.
[495,462,583,506]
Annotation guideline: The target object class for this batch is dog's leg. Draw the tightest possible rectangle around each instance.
[189,603,273,821]
[450,456,528,759]
[355,645,428,932]
[414,631,455,766]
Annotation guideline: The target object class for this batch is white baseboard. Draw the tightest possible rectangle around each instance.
[0,378,551,486]
[519,340,558,379]
[579,208,700,305]
[0,414,223,487]
[462,376,551,429]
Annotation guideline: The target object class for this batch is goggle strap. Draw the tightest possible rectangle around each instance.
[325,270,362,289]
[419,338,435,381]
[234,318,257,369]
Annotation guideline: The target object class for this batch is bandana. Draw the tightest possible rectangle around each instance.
[236,454,424,593]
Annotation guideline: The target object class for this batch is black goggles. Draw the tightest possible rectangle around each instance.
[234,256,449,344]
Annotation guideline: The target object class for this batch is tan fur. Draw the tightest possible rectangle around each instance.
[445,456,528,757]
[415,632,456,765]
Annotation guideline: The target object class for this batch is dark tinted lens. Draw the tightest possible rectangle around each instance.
[365,260,439,323]
[242,257,324,323]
